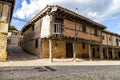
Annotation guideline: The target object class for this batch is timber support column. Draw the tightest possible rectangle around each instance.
[106,46,109,59]
[88,44,92,61]
[112,48,115,59]
[73,42,76,62]
[100,44,104,59]
[49,39,53,62]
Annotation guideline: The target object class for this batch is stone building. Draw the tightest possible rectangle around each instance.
[7,30,21,45]
[21,5,109,62]
[0,0,15,61]
[102,31,120,59]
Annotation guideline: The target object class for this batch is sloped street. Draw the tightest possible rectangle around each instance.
[7,45,38,61]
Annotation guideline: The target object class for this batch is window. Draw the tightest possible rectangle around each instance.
[116,39,119,46]
[82,43,85,49]
[54,23,62,34]
[82,25,86,32]
[94,29,97,35]
[35,39,38,48]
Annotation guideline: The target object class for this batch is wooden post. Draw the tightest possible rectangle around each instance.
[73,42,76,62]
[100,44,104,59]
[106,46,109,59]
[49,39,53,62]
[88,44,92,61]
[112,48,115,59]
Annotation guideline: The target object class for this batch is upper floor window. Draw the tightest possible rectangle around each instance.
[116,38,119,46]
[53,18,63,34]
[94,29,98,35]
[54,23,62,34]
[82,25,86,32]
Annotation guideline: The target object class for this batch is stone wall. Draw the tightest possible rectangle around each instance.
[75,42,89,58]
[21,19,41,57]
[0,33,7,61]
[41,39,90,59]
[41,39,66,58]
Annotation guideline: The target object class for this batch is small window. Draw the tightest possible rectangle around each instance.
[94,29,97,35]
[35,39,38,48]
[82,25,86,32]
[82,43,85,49]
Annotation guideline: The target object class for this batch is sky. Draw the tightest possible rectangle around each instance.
[11,0,120,34]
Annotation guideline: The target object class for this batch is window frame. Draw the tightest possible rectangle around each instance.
[82,24,86,32]
[94,29,98,35]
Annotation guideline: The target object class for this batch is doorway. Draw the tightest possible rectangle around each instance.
[109,51,112,59]
[92,48,95,58]
[119,52,120,58]
[66,43,73,58]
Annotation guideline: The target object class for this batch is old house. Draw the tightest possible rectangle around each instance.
[102,31,120,59]
[102,30,114,59]
[7,30,21,45]
[21,5,107,62]
[0,0,15,61]
[113,34,120,59]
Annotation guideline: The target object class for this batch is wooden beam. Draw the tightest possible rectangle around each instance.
[106,46,109,59]
[112,48,115,59]
[73,42,76,62]
[88,44,92,61]
[49,39,53,62]
[99,44,104,59]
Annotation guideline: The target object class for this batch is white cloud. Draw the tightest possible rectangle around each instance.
[118,22,120,28]
[13,0,120,23]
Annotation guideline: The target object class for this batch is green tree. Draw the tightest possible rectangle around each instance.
[10,25,17,30]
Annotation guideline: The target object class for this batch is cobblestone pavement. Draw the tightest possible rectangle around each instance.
[1,65,120,80]
[7,45,38,61]
[1,45,120,80]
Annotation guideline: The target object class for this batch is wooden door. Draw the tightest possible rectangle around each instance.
[66,43,73,58]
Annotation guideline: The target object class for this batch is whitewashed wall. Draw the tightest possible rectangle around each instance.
[41,15,51,38]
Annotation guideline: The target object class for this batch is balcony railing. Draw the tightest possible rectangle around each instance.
[53,23,63,34]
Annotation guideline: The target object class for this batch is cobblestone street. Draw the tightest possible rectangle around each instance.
[1,65,120,80]
[1,45,120,80]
